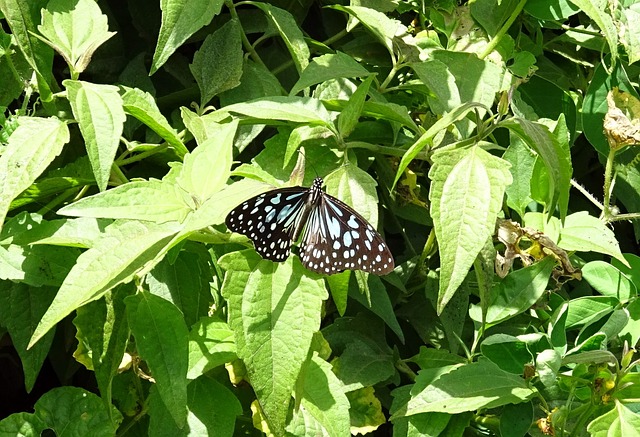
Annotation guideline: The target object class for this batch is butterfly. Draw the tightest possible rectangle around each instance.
[225,177,394,275]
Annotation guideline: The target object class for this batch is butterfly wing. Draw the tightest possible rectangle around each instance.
[225,187,311,261]
[299,192,394,275]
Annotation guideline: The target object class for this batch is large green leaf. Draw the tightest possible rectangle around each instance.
[29,220,181,348]
[64,80,126,191]
[429,146,512,312]
[189,18,243,106]
[219,251,327,434]
[126,292,189,428]
[0,117,69,228]
[395,360,535,417]
[151,0,224,74]
[38,0,115,76]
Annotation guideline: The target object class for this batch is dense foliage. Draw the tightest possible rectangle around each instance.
[1,0,640,435]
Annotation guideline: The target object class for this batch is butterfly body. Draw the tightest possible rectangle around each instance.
[225,177,394,275]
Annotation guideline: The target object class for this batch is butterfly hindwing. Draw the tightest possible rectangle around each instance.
[225,187,311,261]
[299,190,394,275]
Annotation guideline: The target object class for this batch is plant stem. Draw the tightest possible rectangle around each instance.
[478,0,527,60]
[601,148,617,221]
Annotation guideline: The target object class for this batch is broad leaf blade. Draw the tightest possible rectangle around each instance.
[126,292,189,428]
[219,251,327,433]
[29,220,181,348]
[0,117,69,228]
[121,87,188,156]
[58,179,192,223]
[251,2,309,74]
[177,119,238,203]
[189,18,243,106]
[398,360,535,417]
[38,0,115,74]
[64,80,126,191]
[429,146,512,312]
[151,0,225,74]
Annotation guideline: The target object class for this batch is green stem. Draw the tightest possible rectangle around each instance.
[601,148,617,221]
[226,0,268,71]
[478,0,528,60]
[115,144,170,167]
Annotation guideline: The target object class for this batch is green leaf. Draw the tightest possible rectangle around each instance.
[410,59,461,116]
[396,359,535,417]
[189,18,243,106]
[187,316,237,380]
[333,5,403,57]
[37,0,115,75]
[146,250,212,328]
[0,282,56,392]
[582,261,636,301]
[566,296,619,329]
[470,0,521,36]
[58,179,192,223]
[0,117,69,228]
[223,96,333,126]
[220,59,283,104]
[338,75,374,138]
[499,401,534,437]
[64,80,126,191]
[185,376,243,435]
[35,386,121,435]
[126,292,189,428]
[347,387,386,435]
[470,257,556,325]
[322,315,395,392]
[177,119,237,204]
[121,87,188,156]
[558,211,629,267]
[612,254,640,292]
[219,252,327,433]
[429,146,512,312]
[326,270,350,316]
[501,117,572,218]
[587,401,640,437]
[618,295,640,347]
[288,353,351,436]
[0,412,47,436]
[568,0,618,67]
[183,178,270,232]
[621,7,640,64]
[537,348,562,388]
[249,2,309,74]
[29,220,181,348]
[73,285,131,408]
[16,217,113,248]
[503,136,536,218]
[290,51,371,96]
[10,176,96,209]
[350,274,405,343]
[0,244,78,286]
[393,102,485,188]
[0,0,54,101]
[151,0,225,74]
[481,334,534,375]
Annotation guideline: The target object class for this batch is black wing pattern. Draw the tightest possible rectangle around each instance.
[225,186,311,261]
[298,187,394,275]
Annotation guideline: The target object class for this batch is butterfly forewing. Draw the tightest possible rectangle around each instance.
[299,189,394,275]
[225,187,311,261]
